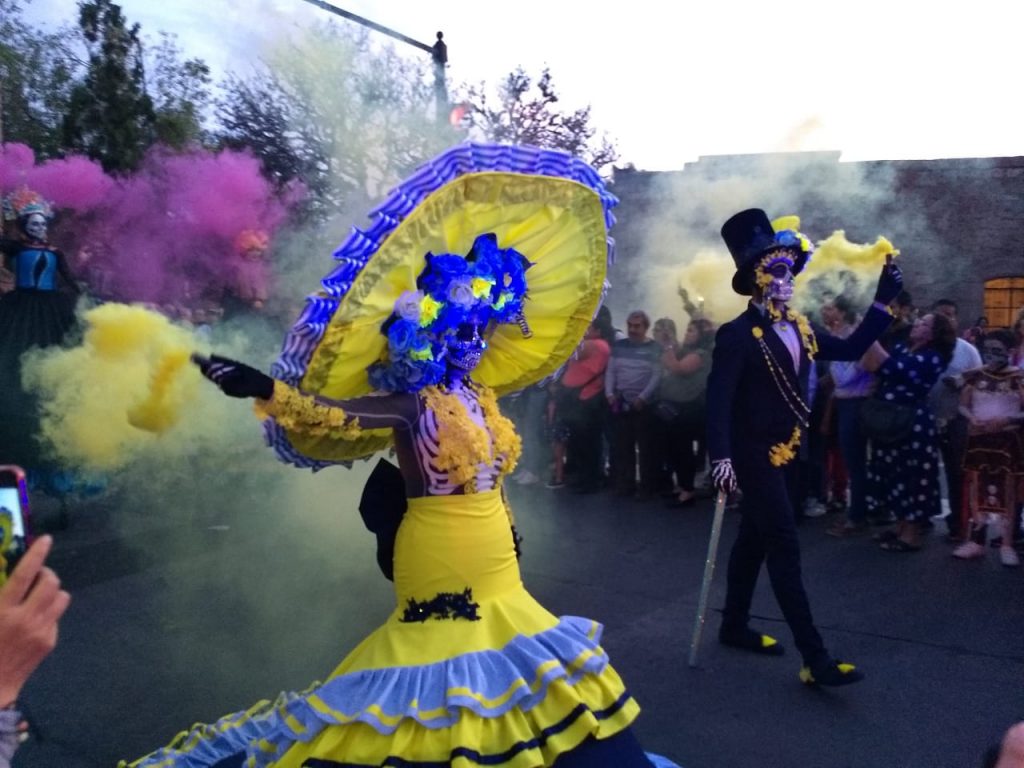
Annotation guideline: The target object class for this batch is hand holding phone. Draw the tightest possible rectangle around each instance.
[0,534,70,709]
[0,466,32,582]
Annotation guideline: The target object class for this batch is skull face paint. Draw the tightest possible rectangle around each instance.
[447,322,487,374]
[755,250,797,306]
[982,339,1009,370]
[23,213,47,243]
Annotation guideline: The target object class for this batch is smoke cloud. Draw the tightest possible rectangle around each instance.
[0,142,298,309]
[13,12,454,719]
[0,143,114,213]
[22,304,202,470]
[77,147,296,306]
[606,153,908,327]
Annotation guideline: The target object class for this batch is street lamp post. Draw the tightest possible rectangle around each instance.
[298,0,448,121]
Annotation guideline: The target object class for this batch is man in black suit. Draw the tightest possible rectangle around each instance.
[706,209,903,687]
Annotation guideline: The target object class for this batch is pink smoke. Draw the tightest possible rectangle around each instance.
[0,144,113,212]
[80,147,298,306]
[0,143,37,191]
[1,142,299,308]
[29,156,115,212]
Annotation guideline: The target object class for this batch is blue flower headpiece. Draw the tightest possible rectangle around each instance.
[771,228,814,257]
[367,233,533,392]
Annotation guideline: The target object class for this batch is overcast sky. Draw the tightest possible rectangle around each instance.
[25,0,1024,170]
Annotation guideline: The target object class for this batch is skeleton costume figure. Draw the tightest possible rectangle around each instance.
[706,208,902,687]
[0,187,80,471]
[952,329,1024,566]
[122,145,680,768]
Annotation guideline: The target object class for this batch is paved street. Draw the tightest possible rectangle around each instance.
[12,460,1024,768]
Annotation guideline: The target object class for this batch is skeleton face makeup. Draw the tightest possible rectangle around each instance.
[982,340,1009,370]
[756,250,796,305]
[447,322,487,373]
[24,213,47,243]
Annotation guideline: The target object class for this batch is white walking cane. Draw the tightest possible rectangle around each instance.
[688,489,728,667]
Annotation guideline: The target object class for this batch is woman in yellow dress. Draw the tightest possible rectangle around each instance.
[122,144,680,768]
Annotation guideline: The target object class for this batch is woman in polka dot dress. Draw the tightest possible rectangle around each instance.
[860,312,958,551]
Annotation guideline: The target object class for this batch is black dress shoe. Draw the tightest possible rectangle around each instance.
[719,627,785,656]
[799,658,864,687]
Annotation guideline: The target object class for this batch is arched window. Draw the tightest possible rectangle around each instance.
[983,277,1024,329]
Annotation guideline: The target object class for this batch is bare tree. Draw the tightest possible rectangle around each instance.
[459,67,618,174]
[216,23,455,219]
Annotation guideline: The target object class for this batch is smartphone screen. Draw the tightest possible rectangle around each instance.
[0,465,32,578]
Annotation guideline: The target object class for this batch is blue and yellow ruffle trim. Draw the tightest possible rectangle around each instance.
[120,614,640,768]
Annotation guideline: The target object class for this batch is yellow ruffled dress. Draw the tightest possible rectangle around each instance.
[123,395,644,768]
[122,144,679,768]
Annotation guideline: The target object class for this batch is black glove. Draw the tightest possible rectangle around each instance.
[873,259,903,306]
[192,354,274,400]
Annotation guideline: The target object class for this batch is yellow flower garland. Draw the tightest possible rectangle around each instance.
[788,309,818,360]
[749,309,817,360]
[254,380,521,490]
[253,380,365,440]
[420,383,521,490]
[750,315,814,466]
[768,426,802,467]
[475,384,522,474]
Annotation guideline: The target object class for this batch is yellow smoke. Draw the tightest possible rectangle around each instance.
[795,230,899,308]
[673,230,898,325]
[677,248,747,324]
[127,347,194,433]
[22,304,205,470]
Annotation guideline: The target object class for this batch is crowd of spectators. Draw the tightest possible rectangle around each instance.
[504,305,716,508]
[505,294,1024,567]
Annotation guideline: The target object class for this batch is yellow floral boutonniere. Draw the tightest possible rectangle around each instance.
[768,426,802,467]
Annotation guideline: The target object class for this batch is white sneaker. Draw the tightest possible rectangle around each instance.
[513,470,539,486]
[952,541,986,560]
[803,499,827,518]
[1000,546,1021,567]
[515,470,539,485]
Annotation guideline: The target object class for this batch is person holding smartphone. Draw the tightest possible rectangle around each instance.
[0,535,71,768]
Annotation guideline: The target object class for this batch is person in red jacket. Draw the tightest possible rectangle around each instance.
[552,321,612,493]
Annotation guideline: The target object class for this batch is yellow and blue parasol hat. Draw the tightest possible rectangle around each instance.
[266,143,618,468]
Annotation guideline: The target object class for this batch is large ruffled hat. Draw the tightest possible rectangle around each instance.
[266,143,618,468]
[721,208,813,296]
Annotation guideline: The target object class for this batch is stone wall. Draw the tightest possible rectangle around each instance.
[606,152,1024,329]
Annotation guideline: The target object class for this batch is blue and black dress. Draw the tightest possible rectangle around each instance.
[0,238,79,468]
[865,344,948,522]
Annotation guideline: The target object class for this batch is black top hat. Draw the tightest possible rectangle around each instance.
[721,208,809,296]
